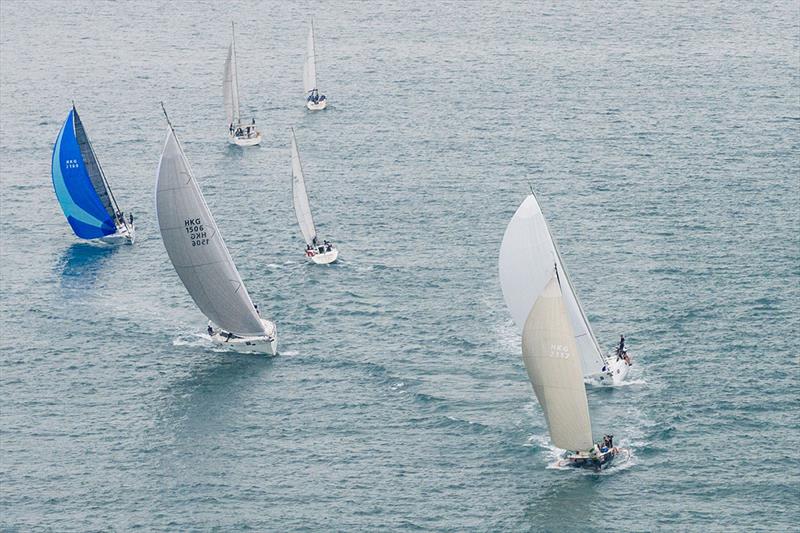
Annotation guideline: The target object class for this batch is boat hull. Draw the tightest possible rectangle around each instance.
[587,355,632,386]
[229,131,262,146]
[558,447,623,471]
[307,247,338,264]
[306,98,327,111]
[209,319,277,355]
[99,222,135,245]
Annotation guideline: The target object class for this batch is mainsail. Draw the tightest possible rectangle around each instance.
[155,125,266,337]
[51,107,119,239]
[290,129,318,245]
[223,26,241,126]
[499,194,608,377]
[303,22,317,96]
[522,276,594,452]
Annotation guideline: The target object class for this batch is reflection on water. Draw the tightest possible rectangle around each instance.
[57,242,118,290]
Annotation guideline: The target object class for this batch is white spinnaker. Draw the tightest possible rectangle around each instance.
[499,194,607,377]
[291,130,317,245]
[156,127,266,336]
[522,276,595,452]
[223,42,240,125]
[303,23,317,95]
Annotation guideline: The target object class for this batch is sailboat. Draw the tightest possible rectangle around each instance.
[303,20,327,111]
[224,22,261,146]
[291,128,338,264]
[51,104,135,244]
[521,273,627,470]
[499,193,631,385]
[156,105,277,354]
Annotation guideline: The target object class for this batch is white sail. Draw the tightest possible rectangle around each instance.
[223,40,240,125]
[303,22,317,95]
[290,130,317,245]
[499,194,607,377]
[522,276,594,452]
[156,127,266,337]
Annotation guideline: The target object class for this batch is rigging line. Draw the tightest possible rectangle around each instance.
[74,105,129,233]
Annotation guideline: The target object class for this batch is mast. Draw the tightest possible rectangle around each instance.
[231,22,241,123]
[73,103,130,233]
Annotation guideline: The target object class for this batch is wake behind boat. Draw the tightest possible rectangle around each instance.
[156,104,276,355]
[224,22,261,146]
[522,274,629,471]
[303,20,327,110]
[499,193,631,385]
[51,104,135,244]
[291,128,338,264]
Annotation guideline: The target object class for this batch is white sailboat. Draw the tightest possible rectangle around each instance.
[224,22,262,146]
[303,20,327,111]
[291,128,338,264]
[156,105,276,354]
[522,273,627,470]
[499,193,631,385]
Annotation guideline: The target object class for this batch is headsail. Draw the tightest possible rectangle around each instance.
[303,22,317,95]
[290,129,318,245]
[522,276,594,452]
[155,125,266,337]
[51,107,118,239]
[499,194,608,377]
[223,26,241,126]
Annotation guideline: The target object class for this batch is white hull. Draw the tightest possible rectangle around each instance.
[307,247,338,264]
[228,129,262,146]
[586,354,632,386]
[209,318,277,355]
[306,98,327,111]
[99,221,135,245]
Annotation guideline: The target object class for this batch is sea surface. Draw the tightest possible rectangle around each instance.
[1,1,798,530]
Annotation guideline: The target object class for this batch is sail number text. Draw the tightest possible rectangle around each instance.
[548,344,571,359]
[185,218,209,247]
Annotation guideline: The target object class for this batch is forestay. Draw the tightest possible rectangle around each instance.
[499,194,607,377]
[51,108,117,239]
[223,39,240,125]
[522,276,594,452]
[290,129,317,245]
[303,23,317,95]
[155,127,266,337]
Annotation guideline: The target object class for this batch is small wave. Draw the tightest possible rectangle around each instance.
[172,333,209,347]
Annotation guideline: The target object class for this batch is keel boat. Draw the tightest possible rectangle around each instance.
[303,20,327,110]
[156,105,276,355]
[522,274,628,471]
[51,104,135,244]
[291,128,338,264]
[224,22,262,146]
[499,193,631,385]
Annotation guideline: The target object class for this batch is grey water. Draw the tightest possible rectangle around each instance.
[1,1,798,530]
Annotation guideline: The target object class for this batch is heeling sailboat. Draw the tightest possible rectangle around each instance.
[291,128,338,264]
[224,22,261,146]
[156,105,276,354]
[499,193,631,385]
[522,274,627,470]
[51,104,135,244]
[303,20,327,110]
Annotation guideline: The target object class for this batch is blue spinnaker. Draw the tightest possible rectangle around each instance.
[51,109,116,239]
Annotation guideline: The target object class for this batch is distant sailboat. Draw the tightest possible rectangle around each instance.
[224,22,261,146]
[499,193,631,385]
[291,128,338,264]
[51,104,135,244]
[156,105,276,354]
[303,20,327,110]
[522,273,627,470]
